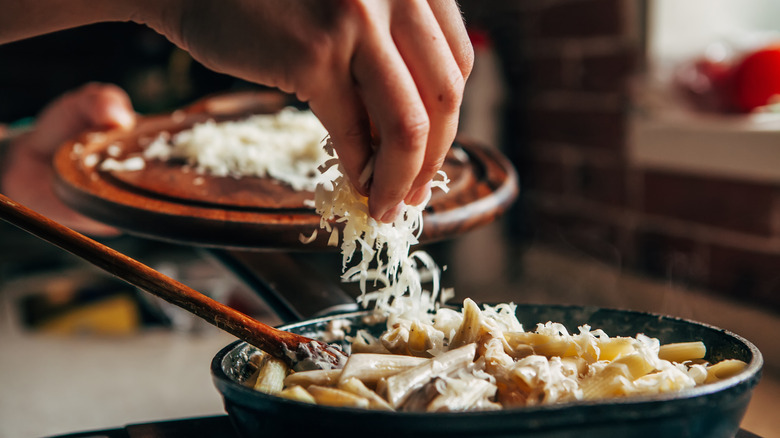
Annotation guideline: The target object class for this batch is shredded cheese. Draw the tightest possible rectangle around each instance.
[310,137,452,322]
[90,108,336,193]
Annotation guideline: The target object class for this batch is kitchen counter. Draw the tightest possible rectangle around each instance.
[0,320,237,437]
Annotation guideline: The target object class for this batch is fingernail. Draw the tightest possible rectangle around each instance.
[107,105,135,129]
[379,202,404,223]
[407,182,432,206]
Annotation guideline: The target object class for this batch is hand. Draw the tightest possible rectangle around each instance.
[153,0,473,222]
[1,83,135,236]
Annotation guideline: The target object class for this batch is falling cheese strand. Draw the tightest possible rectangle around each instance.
[309,137,452,320]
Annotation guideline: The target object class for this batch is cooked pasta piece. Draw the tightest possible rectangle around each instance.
[283,369,341,389]
[612,353,656,380]
[504,331,578,358]
[580,362,633,399]
[253,356,288,395]
[596,337,636,361]
[338,353,427,386]
[658,341,707,363]
[382,343,477,408]
[705,359,749,383]
[449,299,488,349]
[338,377,395,411]
[307,385,371,409]
[426,377,500,412]
[278,385,316,404]
[407,320,443,356]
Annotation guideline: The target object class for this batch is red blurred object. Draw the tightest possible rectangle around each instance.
[468,27,491,49]
[680,57,735,112]
[730,45,780,112]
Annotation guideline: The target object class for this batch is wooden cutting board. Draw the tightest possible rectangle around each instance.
[53,91,518,250]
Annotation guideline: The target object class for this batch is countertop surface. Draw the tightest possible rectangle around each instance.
[0,323,237,438]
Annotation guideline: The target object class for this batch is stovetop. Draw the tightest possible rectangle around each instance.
[48,415,762,438]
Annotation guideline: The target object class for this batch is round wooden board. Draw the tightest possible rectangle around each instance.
[53,91,518,250]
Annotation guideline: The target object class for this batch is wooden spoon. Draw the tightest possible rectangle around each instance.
[0,193,347,370]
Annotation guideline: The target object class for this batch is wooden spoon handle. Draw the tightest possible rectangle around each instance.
[0,193,305,359]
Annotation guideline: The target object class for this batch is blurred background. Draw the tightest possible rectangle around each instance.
[1,1,779,437]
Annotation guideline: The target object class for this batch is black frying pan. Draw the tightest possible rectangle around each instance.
[212,304,762,438]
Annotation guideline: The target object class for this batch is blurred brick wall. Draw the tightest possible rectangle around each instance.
[462,0,780,312]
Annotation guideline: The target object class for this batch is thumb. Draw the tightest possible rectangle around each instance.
[78,83,136,130]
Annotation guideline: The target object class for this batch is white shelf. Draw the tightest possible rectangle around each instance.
[629,109,780,182]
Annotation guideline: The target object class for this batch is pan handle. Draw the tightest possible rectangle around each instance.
[205,249,359,324]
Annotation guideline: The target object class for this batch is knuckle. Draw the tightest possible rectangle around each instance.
[435,69,465,114]
[393,114,430,152]
[291,52,328,100]
[418,154,447,179]
[379,185,408,204]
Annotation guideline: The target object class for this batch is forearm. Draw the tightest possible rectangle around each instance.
[0,0,179,44]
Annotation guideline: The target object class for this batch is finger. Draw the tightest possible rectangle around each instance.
[391,0,465,202]
[352,29,429,222]
[407,180,432,206]
[76,83,136,130]
[427,0,475,79]
[308,79,373,197]
[29,83,136,157]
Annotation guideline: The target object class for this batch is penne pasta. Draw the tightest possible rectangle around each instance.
[283,369,341,389]
[612,353,655,380]
[338,377,395,411]
[307,385,371,409]
[253,356,288,395]
[278,385,316,404]
[504,332,577,358]
[426,377,499,412]
[338,353,427,386]
[449,299,488,349]
[705,359,748,383]
[658,341,707,363]
[384,343,477,408]
[596,337,636,361]
[247,302,746,412]
[407,320,438,356]
[580,363,632,399]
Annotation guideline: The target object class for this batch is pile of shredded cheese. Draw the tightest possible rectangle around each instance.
[143,108,334,191]
[93,108,336,192]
